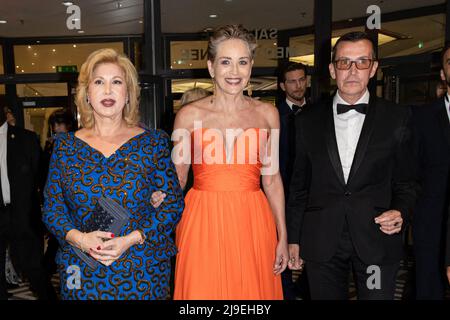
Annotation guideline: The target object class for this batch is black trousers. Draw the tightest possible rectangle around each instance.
[0,205,55,300]
[306,221,400,300]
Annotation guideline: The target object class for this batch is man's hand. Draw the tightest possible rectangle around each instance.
[375,210,403,235]
[288,244,304,271]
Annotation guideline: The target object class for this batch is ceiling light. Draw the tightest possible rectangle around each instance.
[209,14,218,18]
[73,44,77,48]
[33,53,37,56]
[16,66,19,68]
[52,66,56,69]
[139,20,143,24]
[62,2,73,6]
[27,45,31,49]
[78,30,84,34]
[116,2,123,9]
[0,20,7,24]
[52,49,56,52]
[21,70,24,73]
[36,40,40,43]
[31,63,35,66]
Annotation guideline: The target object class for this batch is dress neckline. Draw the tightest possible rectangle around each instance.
[72,130,147,159]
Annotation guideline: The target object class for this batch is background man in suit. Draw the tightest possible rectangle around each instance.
[277,61,309,300]
[287,31,418,300]
[0,109,54,300]
[411,44,450,299]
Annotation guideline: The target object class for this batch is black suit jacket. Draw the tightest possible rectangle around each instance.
[287,96,418,265]
[278,100,302,198]
[6,125,42,238]
[412,99,450,252]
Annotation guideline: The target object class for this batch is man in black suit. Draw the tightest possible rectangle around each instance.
[0,109,54,300]
[287,31,418,300]
[277,62,309,300]
[412,44,450,299]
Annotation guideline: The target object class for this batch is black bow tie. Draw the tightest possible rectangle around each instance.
[292,104,302,114]
[337,103,368,115]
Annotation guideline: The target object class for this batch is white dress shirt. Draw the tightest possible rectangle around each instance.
[333,90,370,183]
[286,98,306,111]
[444,93,450,123]
[0,121,11,205]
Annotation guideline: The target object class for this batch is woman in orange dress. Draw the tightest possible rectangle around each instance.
[159,25,288,299]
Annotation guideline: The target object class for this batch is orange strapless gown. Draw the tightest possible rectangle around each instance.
[173,128,283,300]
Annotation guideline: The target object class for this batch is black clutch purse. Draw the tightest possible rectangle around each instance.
[72,196,130,270]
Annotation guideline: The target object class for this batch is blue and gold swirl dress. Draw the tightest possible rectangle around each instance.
[42,129,184,300]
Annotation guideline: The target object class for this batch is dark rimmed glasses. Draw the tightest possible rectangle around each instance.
[333,58,375,70]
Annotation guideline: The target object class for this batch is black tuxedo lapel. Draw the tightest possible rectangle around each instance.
[324,103,346,186]
[437,99,450,148]
[346,96,377,185]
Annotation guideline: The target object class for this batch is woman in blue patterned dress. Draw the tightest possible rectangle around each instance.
[42,48,184,300]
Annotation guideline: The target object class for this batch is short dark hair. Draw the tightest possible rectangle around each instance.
[440,42,450,69]
[279,61,307,84]
[49,110,75,131]
[331,31,377,62]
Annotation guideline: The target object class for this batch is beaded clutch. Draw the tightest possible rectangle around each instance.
[72,196,130,270]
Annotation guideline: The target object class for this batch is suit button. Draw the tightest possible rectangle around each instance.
[344,191,351,197]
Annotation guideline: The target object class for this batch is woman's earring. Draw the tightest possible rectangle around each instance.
[247,81,253,97]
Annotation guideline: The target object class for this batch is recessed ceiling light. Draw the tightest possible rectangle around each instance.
[27,45,31,49]
[52,66,56,69]
[33,53,37,56]
[0,20,7,24]
[139,20,143,24]
[31,62,35,66]
[78,30,84,34]
[36,40,40,43]
[62,2,73,6]
[16,66,19,68]
[21,70,25,73]
[52,49,56,52]
[209,14,218,18]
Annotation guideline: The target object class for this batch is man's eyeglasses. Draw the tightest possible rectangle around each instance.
[333,58,375,70]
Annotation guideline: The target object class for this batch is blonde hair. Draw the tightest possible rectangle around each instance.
[76,48,140,128]
[207,24,257,62]
[180,87,210,106]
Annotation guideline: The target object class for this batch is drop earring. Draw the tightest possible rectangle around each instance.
[247,81,253,97]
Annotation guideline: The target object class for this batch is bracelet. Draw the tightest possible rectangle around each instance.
[136,230,146,245]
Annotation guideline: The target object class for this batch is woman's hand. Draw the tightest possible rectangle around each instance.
[66,229,113,253]
[150,190,166,208]
[273,239,289,275]
[89,231,142,266]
